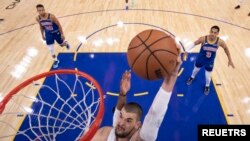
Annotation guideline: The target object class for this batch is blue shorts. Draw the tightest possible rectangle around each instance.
[45,31,64,45]
[195,58,214,72]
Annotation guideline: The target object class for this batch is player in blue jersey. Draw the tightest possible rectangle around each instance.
[36,4,70,68]
[185,25,235,95]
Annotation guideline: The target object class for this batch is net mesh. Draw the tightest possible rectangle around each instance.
[0,70,104,141]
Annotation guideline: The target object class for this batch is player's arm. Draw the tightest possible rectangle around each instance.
[117,70,131,110]
[185,36,204,52]
[219,39,235,68]
[50,14,65,39]
[36,17,45,40]
[139,57,182,141]
[183,36,204,60]
[91,127,112,141]
[113,70,131,127]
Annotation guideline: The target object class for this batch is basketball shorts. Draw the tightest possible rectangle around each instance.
[45,31,64,45]
[195,58,214,72]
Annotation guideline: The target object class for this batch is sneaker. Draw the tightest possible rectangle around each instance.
[53,60,60,68]
[204,86,210,95]
[234,5,240,9]
[66,43,70,50]
[186,77,194,85]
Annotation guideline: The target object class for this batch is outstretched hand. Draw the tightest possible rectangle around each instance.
[162,58,182,92]
[161,42,183,92]
[120,70,131,96]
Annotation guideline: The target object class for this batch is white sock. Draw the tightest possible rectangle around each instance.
[47,44,55,55]
[205,70,212,87]
[191,66,201,78]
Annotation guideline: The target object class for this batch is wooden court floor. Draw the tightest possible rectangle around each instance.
[0,0,250,140]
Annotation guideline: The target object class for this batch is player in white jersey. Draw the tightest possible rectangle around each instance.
[91,50,182,141]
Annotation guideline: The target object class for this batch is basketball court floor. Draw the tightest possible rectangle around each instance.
[0,0,250,141]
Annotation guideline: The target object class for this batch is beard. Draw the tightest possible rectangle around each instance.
[115,125,135,138]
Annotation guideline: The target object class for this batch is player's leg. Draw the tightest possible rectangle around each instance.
[55,32,71,50]
[186,61,202,85]
[125,0,129,10]
[47,44,60,68]
[204,70,212,95]
[45,34,60,68]
[204,64,214,95]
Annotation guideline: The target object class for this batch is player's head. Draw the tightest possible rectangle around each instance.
[209,25,220,39]
[115,102,143,138]
[36,4,45,16]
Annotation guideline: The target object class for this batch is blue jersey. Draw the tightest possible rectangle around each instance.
[197,36,219,64]
[39,14,59,34]
[195,36,219,71]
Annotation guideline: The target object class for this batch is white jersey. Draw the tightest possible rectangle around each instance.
[107,128,116,141]
[109,87,172,141]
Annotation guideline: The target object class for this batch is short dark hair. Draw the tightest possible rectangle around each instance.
[211,25,220,32]
[36,4,44,8]
[124,102,143,121]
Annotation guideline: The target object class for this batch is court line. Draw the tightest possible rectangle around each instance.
[134,92,148,96]
[74,22,177,53]
[212,77,231,124]
[106,92,119,96]
[1,8,249,36]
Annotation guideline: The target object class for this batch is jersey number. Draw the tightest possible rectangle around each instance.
[206,52,211,58]
[45,25,53,31]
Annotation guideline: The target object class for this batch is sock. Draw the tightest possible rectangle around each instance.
[60,41,68,47]
[47,44,55,55]
[205,70,212,87]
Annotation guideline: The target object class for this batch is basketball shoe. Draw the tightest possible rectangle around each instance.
[204,86,210,95]
[186,77,194,85]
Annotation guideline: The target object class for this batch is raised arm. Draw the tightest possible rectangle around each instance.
[113,70,131,127]
[116,70,131,110]
[183,36,204,60]
[185,36,204,52]
[219,39,235,68]
[140,57,182,141]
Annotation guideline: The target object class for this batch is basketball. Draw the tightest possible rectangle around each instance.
[127,29,180,80]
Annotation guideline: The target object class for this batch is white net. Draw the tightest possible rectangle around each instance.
[0,70,103,141]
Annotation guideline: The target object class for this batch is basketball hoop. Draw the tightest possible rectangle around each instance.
[0,69,104,141]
